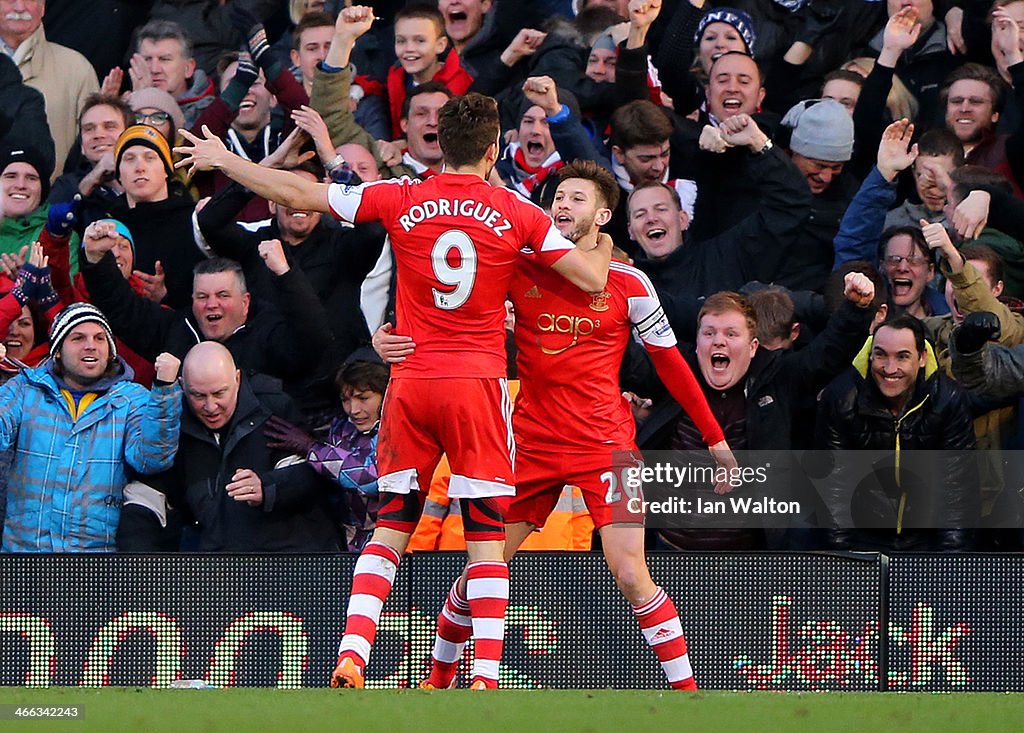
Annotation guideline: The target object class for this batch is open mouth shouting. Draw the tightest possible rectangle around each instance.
[445,8,469,35]
[709,351,730,372]
[644,226,667,243]
[720,96,743,113]
[890,278,914,301]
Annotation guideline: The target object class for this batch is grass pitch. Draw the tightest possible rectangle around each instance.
[0,688,1022,733]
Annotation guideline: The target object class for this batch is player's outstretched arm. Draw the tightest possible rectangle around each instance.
[549,232,612,293]
[175,127,331,213]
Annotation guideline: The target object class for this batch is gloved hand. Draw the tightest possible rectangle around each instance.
[11,262,58,308]
[221,54,259,111]
[264,415,316,455]
[329,161,363,186]
[797,0,845,46]
[46,195,82,236]
[953,311,1001,354]
[231,2,281,78]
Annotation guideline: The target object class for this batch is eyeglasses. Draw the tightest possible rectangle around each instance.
[135,111,170,126]
[883,254,931,267]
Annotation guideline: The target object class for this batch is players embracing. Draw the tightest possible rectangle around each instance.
[378,160,737,691]
[175,1,736,685]
[177,71,617,689]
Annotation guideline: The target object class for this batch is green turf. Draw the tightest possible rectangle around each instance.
[0,688,1021,733]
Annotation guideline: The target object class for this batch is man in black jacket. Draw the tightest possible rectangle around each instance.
[197,166,386,422]
[817,314,980,551]
[197,169,386,370]
[160,341,338,552]
[626,111,809,340]
[106,125,204,310]
[634,273,878,550]
[79,219,332,399]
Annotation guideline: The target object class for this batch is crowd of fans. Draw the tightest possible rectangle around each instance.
[1,0,1024,554]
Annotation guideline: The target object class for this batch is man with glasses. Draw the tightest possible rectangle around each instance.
[880,226,947,318]
[834,119,951,318]
[940,62,1022,197]
[130,19,215,128]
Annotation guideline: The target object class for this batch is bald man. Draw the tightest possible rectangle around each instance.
[154,342,340,551]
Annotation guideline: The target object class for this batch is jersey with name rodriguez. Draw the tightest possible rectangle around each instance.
[512,259,678,450]
[328,173,574,378]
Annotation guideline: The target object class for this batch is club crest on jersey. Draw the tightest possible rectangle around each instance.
[524,285,542,299]
[589,291,611,312]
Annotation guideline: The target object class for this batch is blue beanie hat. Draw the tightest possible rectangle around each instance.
[694,8,757,57]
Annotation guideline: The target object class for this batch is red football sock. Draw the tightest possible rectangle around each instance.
[465,561,509,688]
[336,541,402,669]
[426,575,473,688]
[633,587,697,690]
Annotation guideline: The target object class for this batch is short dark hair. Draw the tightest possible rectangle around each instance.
[336,360,389,398]
[822,69,865,91]
[747,288,795,344]
[395,3,445,37]
[438,93,499,169]
[135,19,193,59]
[609,100,673,151]
[557,159,620,211]
[916,128,965,165]
[881,226,932,263]
[940,62,1008,115]
[215,51,241,86]
[193,258,247,294]
[960,244,1004,287]
[401,80,453,120]
[79,94,133,129]
[292,11,336,51]
[709,51,763,87]
[875,313,927,355]
[949,164,1015,203]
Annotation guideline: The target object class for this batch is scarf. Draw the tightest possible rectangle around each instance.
[507,142,563,197]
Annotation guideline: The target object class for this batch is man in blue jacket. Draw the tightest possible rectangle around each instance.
[0,302,182,552]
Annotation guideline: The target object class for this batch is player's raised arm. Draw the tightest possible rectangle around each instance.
[549,231,612,293]
[174,126,331,213]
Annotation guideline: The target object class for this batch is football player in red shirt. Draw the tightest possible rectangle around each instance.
[176,89,613,689]
[377,160,737,690]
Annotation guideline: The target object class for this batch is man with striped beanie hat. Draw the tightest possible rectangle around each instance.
[0,301,183,552]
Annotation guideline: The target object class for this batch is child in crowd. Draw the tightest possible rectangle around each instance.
[265,359,388,551]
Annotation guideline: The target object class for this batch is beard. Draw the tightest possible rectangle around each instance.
[563,213,597,244]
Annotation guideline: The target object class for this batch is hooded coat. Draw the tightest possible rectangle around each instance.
[0,359,181,551]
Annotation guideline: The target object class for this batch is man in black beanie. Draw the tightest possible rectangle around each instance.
[0,144,64,264]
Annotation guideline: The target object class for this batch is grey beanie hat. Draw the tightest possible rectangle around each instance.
[782,98,854,162]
